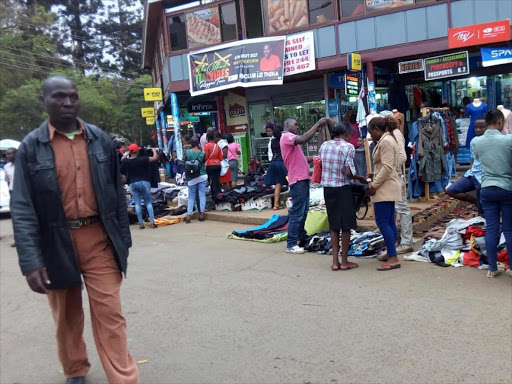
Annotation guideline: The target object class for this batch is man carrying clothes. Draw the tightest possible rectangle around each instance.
[281,117,332,254]
[11,76,138,384]
[4,147,16,247]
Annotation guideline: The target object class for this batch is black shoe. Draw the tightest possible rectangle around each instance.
[151,223,158,228]
[66,377,85,384]
[139,224,145,229]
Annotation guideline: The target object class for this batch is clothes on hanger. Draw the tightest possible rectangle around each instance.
[465,101,489,147]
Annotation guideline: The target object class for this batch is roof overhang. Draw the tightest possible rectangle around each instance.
[142,0,164,69]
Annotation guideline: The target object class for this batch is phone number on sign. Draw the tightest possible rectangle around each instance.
[284,62,310,73]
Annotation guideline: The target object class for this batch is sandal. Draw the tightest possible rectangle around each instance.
[273,206,284,211]
[340,262,359,271]
[377,263,401,271]
[378,255,389,262]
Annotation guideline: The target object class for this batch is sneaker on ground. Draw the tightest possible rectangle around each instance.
[505,269,512,277]
[487,270,501,278]
[286,246,305,254]
[396,245,414,254]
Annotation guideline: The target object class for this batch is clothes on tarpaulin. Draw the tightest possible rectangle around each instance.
[230,215,289,241]
[214,185,277,204]
[304,230,385,257]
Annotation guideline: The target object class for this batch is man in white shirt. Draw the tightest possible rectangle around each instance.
[4,147,16,247]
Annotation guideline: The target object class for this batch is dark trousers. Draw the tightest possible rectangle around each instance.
[480,187,512,271]
[287,179,310,249]
[374,201,398,257]
[206,165,222,197]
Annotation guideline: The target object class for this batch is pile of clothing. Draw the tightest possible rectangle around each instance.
[215,185,276,204]
[405,216,509,269]
[227,215,288,243]
[304,230,385,258]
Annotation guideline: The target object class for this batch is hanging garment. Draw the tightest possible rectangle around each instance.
[465,102,489,148]
[417,115,445,183]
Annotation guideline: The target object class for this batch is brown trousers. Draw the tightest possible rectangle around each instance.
[46,222,138,384]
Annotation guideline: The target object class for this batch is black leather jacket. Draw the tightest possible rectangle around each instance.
[12,119,132,289]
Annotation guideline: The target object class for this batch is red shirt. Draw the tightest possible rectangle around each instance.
[204,142,223,166]
[260,55,281,71]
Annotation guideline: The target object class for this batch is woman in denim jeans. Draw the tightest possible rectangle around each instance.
[184,136,207,223]
[472,109,512,278]
[122,143,159,229]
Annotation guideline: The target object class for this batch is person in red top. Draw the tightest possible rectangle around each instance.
[203,130,224,197]
[259,44,281,72]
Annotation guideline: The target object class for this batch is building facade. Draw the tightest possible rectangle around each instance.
[142,0,512,170]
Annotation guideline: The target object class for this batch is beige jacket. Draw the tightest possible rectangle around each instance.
[394,128,407,175]
[372,132,402,203]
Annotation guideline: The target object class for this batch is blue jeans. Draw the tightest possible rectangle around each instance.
[480,187,512,271]
[130,181,155,225]
[188,180,207,215]
[374,201,398,257]
[287,179,310,249]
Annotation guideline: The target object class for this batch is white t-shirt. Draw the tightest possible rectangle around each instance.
[4,162,14,191]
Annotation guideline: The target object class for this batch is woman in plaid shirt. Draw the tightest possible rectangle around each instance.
[319,123,367,271]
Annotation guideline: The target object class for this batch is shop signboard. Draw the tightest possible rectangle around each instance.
[328,99,338,116]
[365,0,413,13]
[424,51,469,81]
[329,72,345,89]
[188,36,286,96]
[187,101,217,113]
[347,53,362,71]
[146,117,155,125]
[448,20,510,49]
[398,59,424,74]
[481,47,512,67]
[141,107,155,118]
[345,75,359,96]
[185,7,221,50]
[225,91,249,132]
[375,74,389,88]
[143,88,162,101]
[284,31,315,76]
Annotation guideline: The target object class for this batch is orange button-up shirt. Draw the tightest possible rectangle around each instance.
[259,54,281,71]
[49,122,98,220]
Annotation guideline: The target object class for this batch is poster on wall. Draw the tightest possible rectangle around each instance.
[365,0,414,12]
[284,31,315,76]
[188,36,286,96]
[424,51,469,81]
[225,91,249,133]
[267,0,308,33]
[186,7,221,49]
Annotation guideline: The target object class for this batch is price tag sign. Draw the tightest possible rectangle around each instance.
[143,88,163,101]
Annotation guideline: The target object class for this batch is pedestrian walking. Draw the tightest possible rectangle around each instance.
[472,109,512,278]
[367,116,402,271]
[122,143,159,229]
[184,136,207,223]
[4,147,16,247]
[11,75,138,384]
[226,133,241,189]
[264,125,288,210]
[281,117,332,254]
[204,130,223,197]
[319,122,367,270]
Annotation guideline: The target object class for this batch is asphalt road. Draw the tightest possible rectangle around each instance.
[1,216,511,384]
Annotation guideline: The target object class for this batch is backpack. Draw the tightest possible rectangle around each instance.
[185,150,201,180]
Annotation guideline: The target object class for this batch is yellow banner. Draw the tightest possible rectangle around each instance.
[146,117,155,125]
[144,88,163,101]
[141,107,155,117]
[348,53,362,71]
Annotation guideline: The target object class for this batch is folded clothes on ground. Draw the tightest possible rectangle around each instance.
[229,215,289,241]
[303,230,385,257]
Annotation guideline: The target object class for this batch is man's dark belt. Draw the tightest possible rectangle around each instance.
[68,215,101,229]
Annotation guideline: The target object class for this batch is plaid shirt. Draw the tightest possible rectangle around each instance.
[318,139,356,187]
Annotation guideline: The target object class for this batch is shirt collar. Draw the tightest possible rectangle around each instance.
[48,120,85,140]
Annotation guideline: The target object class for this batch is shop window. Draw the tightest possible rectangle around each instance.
[220,2,238,42]
[244,0,263,38]
[365,0,414,14]
[167,14,187,51]
[265,0,309,33]
[185,7,222,49]
[340,0,365,19]
[309,0,334,25]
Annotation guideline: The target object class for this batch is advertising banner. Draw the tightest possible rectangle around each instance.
[187,101,217,113]
[368,81,376,113]
[188,36,285,96]
[481,47,512,67]
[424,51,469,81]
[398,59,424,74]
[141,107,155,117]
[345,75,359,96]
[347,52,362,71]
[284,31,315,76]
[365,0,413,13]
[143,88,162,101]
[186,7,221,49]
[448,20,510,49]
[146,117,155,125]
[171,93,183,161]
[224,91,249,132]
[266,0,308,33]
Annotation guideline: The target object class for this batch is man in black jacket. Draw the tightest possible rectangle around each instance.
[12,75,138,384]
